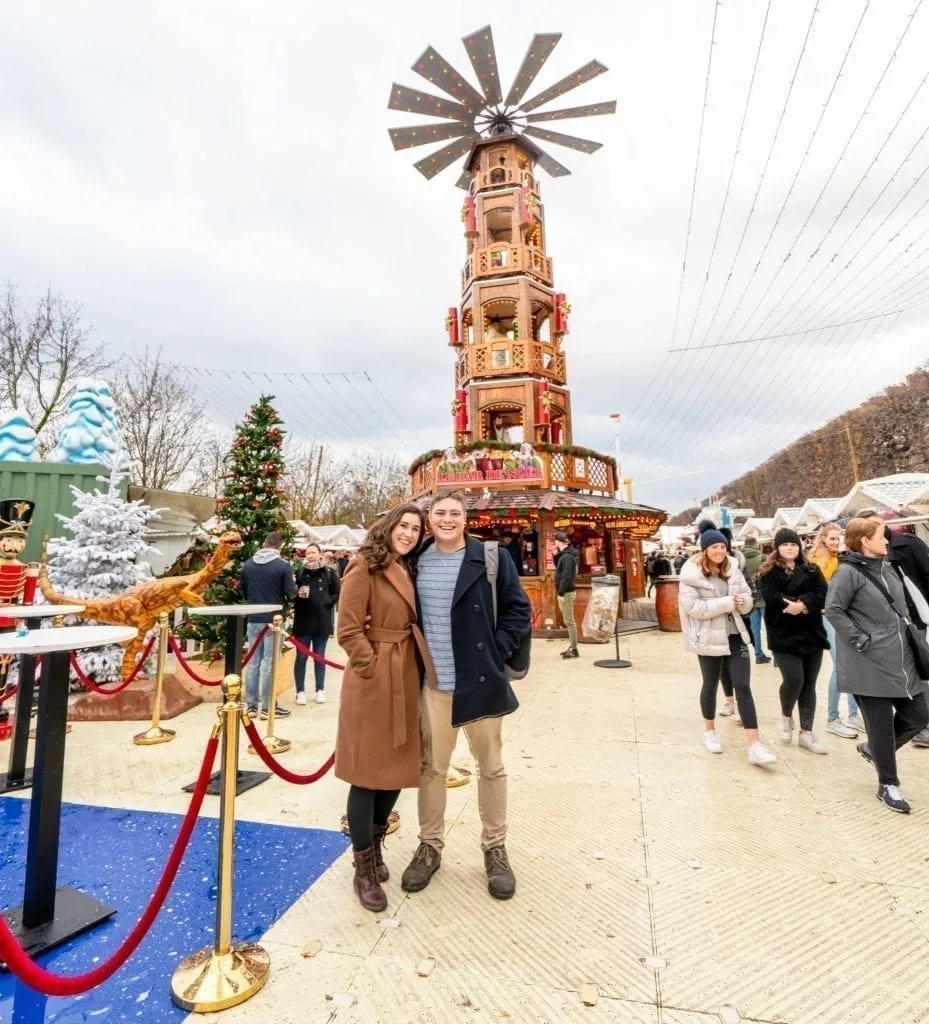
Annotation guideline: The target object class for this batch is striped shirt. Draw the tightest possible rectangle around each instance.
[417,544,465,691]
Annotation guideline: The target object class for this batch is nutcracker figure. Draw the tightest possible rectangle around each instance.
[0,499,37,694]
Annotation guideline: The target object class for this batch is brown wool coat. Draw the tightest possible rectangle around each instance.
[335,556,437,791]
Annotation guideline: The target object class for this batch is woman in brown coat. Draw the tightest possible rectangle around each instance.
[336,502,437,912]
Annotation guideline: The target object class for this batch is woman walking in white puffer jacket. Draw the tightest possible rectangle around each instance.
[679,529,777,766]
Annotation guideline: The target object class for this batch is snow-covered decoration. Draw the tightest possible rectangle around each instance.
[46,380,120,465]
[0,410,39,462]
[46,460,162,684]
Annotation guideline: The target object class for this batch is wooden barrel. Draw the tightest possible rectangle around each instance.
[654,576,682,632]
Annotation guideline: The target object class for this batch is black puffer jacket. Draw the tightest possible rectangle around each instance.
[760,561,829,655]
[554,545,579,595]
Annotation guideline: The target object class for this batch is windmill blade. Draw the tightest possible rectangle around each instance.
[524,126,602,154]
[462,25,503,106]
[388,83,470,122]
[412,46,486,111]
[413,135,477,180]
[532,145,572,178]
[525,100,617,123]
[388,122,472,151]
[502,33,561,107]
[520,60,609,113]
[455,170,473,191]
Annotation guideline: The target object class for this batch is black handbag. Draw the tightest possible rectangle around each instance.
[847,562,929,680]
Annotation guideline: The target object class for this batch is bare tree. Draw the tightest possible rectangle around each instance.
[0,285,109,450]
[327,449,410,526]
[187,425,235,498]
[281,440,342,522]
[113,346,205,489]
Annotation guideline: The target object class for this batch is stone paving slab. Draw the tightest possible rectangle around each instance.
[11,630,929,1023]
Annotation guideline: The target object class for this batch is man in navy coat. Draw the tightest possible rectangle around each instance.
[401,491,531,900]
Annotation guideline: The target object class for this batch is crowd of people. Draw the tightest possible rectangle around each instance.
[678,514,929,813]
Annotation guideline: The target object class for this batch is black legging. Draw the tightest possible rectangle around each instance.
[346,785,400,852]
[776,650,823,732]
[697,635,758,729]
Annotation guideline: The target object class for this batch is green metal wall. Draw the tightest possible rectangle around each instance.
[0,461,128,563]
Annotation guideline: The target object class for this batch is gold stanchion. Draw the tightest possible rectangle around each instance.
[134,613,175,746]
[247,614,290,756]
[171,674,270,1012]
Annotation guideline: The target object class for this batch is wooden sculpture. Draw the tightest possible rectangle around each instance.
[39,531,243,678]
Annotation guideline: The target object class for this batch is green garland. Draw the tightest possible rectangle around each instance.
[409,440,617,474]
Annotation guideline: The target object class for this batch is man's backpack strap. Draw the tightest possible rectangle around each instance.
[484,540,499,626]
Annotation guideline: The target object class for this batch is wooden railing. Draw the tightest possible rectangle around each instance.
[455,341,566,386]
[461,244,552,288]
[410,445,616,499]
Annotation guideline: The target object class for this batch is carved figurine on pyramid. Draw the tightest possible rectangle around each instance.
[0,499,38,694]
[39,531,243,680]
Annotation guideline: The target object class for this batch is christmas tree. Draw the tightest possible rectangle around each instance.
[177,395,293,656]
[46,458,162,684]
[46,380,121,464]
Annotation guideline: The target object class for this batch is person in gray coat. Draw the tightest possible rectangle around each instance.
[825,516,929,814]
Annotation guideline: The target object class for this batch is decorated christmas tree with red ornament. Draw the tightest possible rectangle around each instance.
[177,394,294,657]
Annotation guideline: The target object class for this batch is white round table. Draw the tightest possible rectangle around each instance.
[185,604,282,676]
[0,603,86,620]
[0,624,137,958]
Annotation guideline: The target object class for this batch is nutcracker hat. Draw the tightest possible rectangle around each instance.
[0,499,35,538]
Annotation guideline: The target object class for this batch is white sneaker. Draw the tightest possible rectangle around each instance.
[779,716,794,745]
[703,730,723,754]
[315,690,326,704]
[748,742,776,766]
[798,731,827,754]
[826,718,856,738]
[295,692,307,706]
[718,701,735,717]
[847,714,866,733]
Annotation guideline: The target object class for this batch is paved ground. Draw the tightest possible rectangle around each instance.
[22,629,929,1023]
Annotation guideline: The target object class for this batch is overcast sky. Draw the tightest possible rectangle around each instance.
[3,1,928,513]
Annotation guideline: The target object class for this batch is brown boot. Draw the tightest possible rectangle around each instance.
[484,845,516,900]
[352,847,387,912]
[372,824,390,883]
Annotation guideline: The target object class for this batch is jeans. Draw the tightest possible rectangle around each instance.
[244,622,275,709]
[697,635,759,729]
[823,617,858,721]
[558,591,578,648]
[777,649,824,732]
[294,634,329,693]
[748,608,767,658]
[856,692,929,786]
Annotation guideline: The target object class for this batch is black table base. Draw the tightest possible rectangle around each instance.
[0,654,38,794]
[0,648,115,962]
[2,886,115,961]
[594,622,632,670]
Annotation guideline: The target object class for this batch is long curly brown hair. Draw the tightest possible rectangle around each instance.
[356,502,426,575]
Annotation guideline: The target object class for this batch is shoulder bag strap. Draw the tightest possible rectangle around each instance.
[845,561,911,624]
[484,541,499,627]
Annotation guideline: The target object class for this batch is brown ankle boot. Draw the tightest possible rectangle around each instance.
[372,824,390,883]
[352,847,387,912]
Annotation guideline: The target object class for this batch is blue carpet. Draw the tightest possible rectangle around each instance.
[0,797,349,1024]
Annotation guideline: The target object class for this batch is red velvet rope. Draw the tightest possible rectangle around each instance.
[168,626,269,686]
[0,685,18,705]
[242,718,335,785]
[168,636,221,686]
[0,732,219,996]
[287,634,345,671]
[69,635,158,695]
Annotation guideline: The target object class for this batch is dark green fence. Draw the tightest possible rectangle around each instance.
[0,461,127,563]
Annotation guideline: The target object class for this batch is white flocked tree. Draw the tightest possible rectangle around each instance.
[46,455,162,683]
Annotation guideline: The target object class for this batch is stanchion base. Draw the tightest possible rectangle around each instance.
[133,725,177,746]
[248,736,291,755]
[0,767,33,794]
[594,659,633,669]
[183,769,270,796]
[1,886,115,962]
[171,942,270,1012]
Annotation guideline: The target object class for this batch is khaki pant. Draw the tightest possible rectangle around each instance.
[418,686,507,852]
[559,591,578,647]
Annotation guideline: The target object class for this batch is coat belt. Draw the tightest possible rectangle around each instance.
[365,625,435,748]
